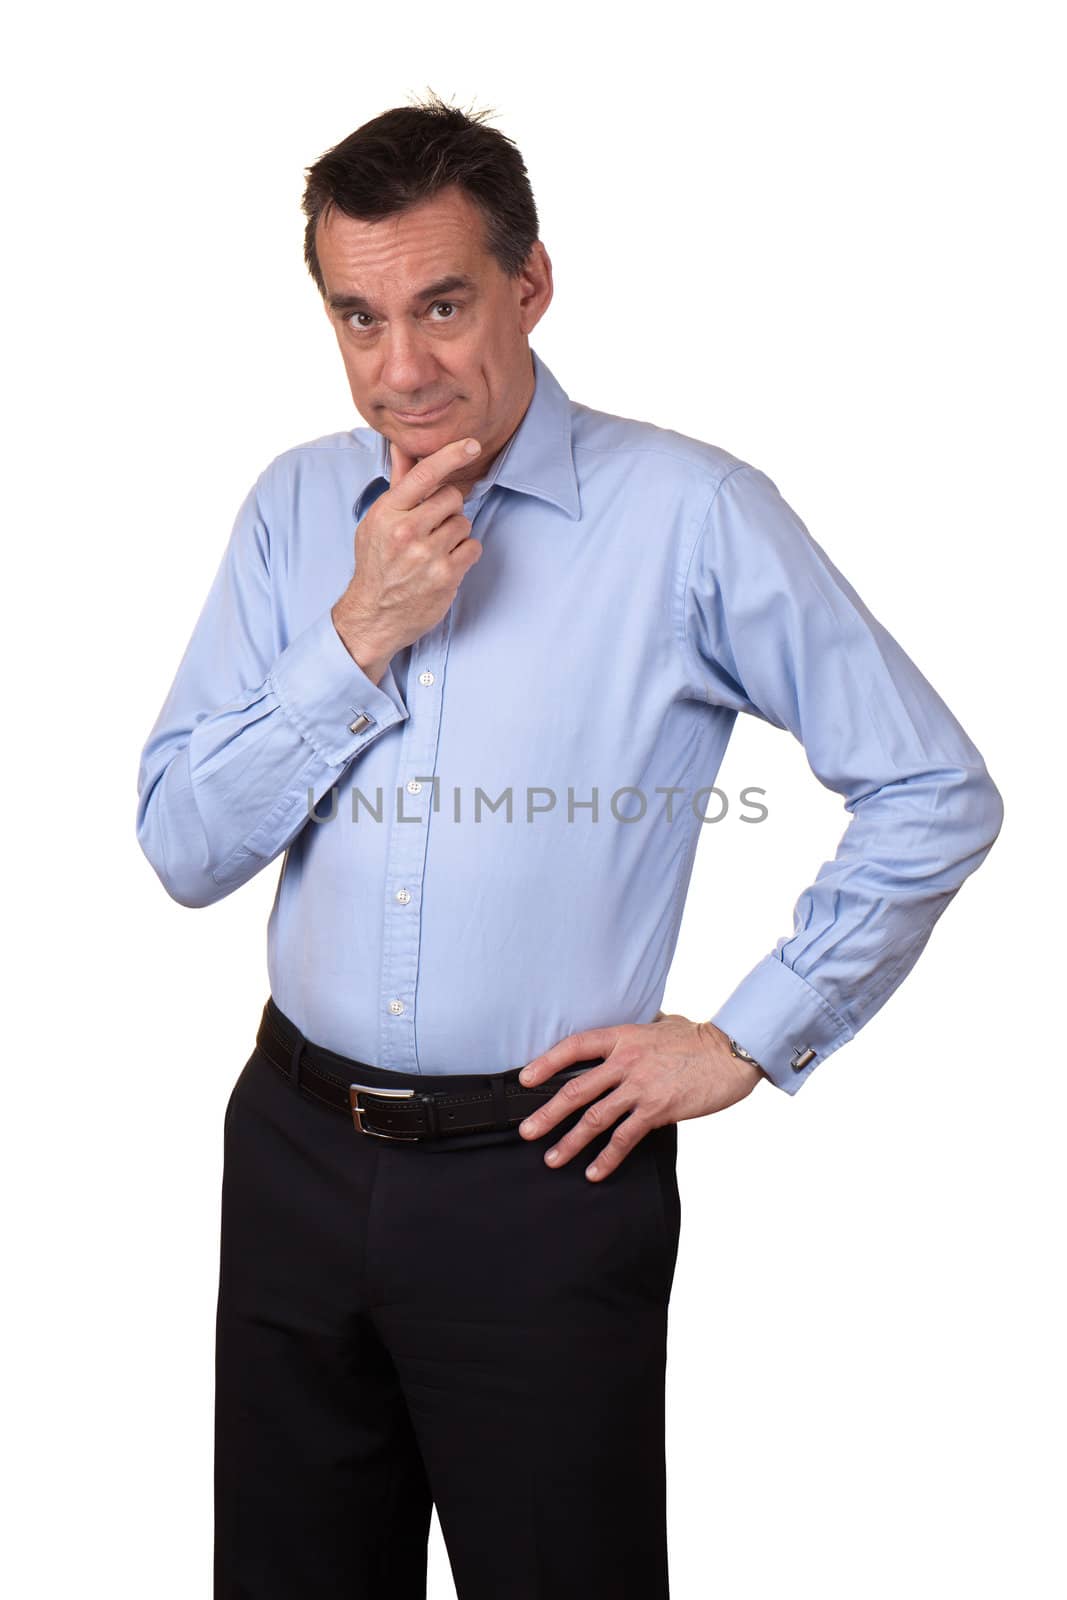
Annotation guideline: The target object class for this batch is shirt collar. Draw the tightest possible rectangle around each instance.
[359,346,580,522]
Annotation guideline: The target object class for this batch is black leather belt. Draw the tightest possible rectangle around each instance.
[255,997,604,1143]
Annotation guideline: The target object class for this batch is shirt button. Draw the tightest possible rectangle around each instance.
[418,670,435,686]
[395,888,411,904]
[388,999,405,1015]
[406,779,423,794]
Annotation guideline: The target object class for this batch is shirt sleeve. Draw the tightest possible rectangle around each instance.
[682,463,1004,1093]
[135,463,409,907]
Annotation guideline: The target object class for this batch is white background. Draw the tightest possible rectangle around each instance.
[5,2,1061,1595]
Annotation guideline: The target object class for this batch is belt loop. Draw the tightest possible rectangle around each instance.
[289,1034,306,1091]
[424,1094,440,1138]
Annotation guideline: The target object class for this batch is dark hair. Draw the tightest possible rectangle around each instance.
[301,89,540,298]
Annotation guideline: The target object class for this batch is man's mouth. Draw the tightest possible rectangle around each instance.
[392,399,454,423]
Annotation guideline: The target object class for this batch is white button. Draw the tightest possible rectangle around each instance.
[349,713,372,734]
[395,888,411,904]
[406,779,422,794]
[418,670,435,686]
[388,999,405,1015]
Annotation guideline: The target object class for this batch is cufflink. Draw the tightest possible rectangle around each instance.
[790,1044,817,1072]
[348,712,373,735]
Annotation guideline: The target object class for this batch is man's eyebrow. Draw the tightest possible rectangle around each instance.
[326,274,477,315]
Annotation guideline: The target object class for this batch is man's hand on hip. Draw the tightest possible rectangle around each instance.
[516,1013,763,1181]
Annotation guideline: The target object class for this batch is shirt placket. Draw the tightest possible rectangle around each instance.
[371,482,493,1072]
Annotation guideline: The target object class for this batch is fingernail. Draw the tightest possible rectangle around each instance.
[519,1067,533,1083]
[586,1165,599,1179]
[520,1120,534,1136]
[464,438,481,455]
[545,1149,559,1164]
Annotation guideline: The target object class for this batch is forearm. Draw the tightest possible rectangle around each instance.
[137,608,408,907]
[710,759,1004,1090]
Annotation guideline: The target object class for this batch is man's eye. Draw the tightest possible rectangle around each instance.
[346,302,460,333]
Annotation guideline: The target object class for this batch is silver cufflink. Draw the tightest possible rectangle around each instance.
[790,1045,817,1072]
[348,712,373,735]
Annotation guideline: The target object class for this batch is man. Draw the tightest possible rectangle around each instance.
[136,93,1003,1599]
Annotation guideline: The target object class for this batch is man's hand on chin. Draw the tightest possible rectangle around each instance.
[516,1012,763,1182]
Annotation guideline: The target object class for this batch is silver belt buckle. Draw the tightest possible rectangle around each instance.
[349,1081,422,1140]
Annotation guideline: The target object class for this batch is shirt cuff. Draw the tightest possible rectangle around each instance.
[709,953,853,1094]
[269,608,408,766]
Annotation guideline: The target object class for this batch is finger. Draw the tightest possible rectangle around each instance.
[519,1026,621,1087]
[518,1062,617,1142]
[422,508,477,556]
[388,436,481,510]
[542,1097,646,1177]
[581,1112,652,1183]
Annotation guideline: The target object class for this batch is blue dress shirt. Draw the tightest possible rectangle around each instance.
[135,347,1003,1092]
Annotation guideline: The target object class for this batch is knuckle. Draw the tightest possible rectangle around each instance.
[559,1076,584,1104]
[582,1099,606,1131]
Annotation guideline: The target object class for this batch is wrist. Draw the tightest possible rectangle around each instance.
[703,1020,766,1079]
[727,1037,767,1079]
[331,602,396,682]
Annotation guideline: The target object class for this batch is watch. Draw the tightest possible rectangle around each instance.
[728,1037,765,1074]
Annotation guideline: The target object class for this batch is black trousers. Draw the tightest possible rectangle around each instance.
[214,1003,682,1598]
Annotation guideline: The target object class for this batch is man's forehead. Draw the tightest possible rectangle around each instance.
[317,199,487,300]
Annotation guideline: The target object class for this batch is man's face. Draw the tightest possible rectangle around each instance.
[317,184,552,486]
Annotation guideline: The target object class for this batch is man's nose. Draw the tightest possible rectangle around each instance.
[378,324,442,397]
